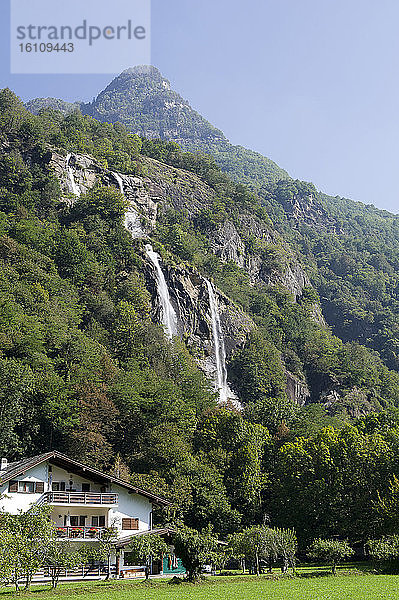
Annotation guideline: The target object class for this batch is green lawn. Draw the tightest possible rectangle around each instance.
[1,572,399,600]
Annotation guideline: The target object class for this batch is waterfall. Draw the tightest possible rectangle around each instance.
[206,280,230,403]
[145,244,178,340]
[112,172,145,239]
[66,153,81,197]
[112,170,124,195]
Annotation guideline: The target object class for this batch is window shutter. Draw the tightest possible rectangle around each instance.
[8,481,18,493]
[35,482,44,493]
[122,518,139,530]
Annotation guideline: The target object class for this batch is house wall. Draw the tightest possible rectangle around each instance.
[0,460,153,538]
[50,507,110,528]
[50,465,105,492]
[109,488,152,537]
[0,463,48,514]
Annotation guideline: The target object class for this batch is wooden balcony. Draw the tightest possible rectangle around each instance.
[38,491,118,506]
[56,526,106,539]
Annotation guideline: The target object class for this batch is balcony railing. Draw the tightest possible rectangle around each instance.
[56,526,106,539]
[38,491,118,505]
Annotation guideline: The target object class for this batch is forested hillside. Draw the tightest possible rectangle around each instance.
[3,87,399,547]
[27,66,399,377]
[260,181,399,371]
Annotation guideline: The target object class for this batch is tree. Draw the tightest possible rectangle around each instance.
[42,541,81,589]
[0,505,55,591]
[376,475,399,533]
[228,526,297,575]
[308,538,354,575]
[173,525,218,581]
[229,526,273,575]
[0,516,15,587]
[230,332,296,433]
[124,534,168,578]
[274,528,297,573]
[72,186,128,222]
[366,535,399,568]
[271,425,392,544]
[0,358,34,455]
[86,526,119,580]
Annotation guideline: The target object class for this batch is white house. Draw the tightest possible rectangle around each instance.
[0,451,181,578]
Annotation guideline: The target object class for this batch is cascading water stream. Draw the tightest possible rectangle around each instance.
[145,244,178,340]
[112,172,145,239]
[66,153,81,197]
[205,279,230,403]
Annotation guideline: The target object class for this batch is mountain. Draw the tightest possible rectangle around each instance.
[4,87,399,546]
[27,66,289,188]
[25,97,80,116]
[26,66,399,373]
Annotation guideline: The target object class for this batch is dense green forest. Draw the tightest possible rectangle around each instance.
[3,87,399,551]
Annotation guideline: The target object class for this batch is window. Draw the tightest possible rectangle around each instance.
[82,483,90,492]
[52,482,66,491]
[122,518,139,530]
[19,481,34,493]
[9,480,43,493]
[123,552,137,566]
[91,515,106,527]
[70,516,86,527]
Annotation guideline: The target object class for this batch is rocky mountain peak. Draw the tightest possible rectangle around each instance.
[122,65,163,77]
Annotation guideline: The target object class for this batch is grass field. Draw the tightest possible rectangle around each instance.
[1,571,399,600]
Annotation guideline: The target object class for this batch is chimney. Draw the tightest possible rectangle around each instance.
[1,458,8,471]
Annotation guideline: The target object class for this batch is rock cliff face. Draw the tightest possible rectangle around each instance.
[140,156,313,300]
[280,190,338,232]
[48,148,317,404]
[51,149,312,299]
[285,371,310,407]
[142,260,254,383]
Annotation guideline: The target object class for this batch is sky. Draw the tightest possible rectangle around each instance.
[1,0,399,213]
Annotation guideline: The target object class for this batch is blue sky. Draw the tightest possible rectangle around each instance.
[1,0,399,213]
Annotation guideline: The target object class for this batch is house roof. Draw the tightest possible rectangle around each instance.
[0,451,170,506]
[114,527,177,548]
[114,527,228,549]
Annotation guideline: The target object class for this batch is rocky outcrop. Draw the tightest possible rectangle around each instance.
[321,387,382,418]
[282,191,325,223]
[280,190,342,234]
[141,156,311,300]
[51,151,102,203]
[285,371,310,406]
